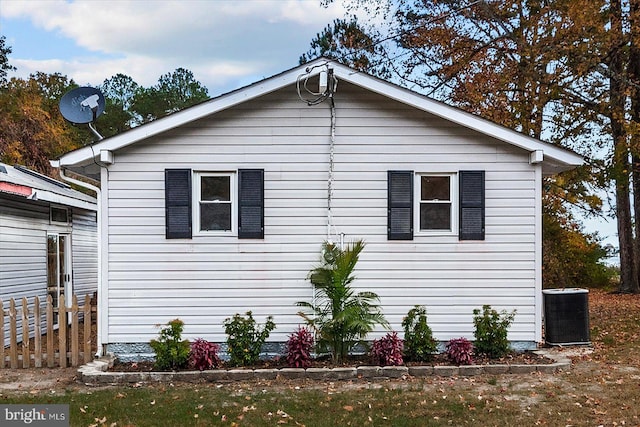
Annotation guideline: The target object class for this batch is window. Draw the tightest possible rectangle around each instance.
[165,168,264,239]
[195,172,235,233]
[418,175,454,232]
[387,170,484,241]
[50,206,69,224]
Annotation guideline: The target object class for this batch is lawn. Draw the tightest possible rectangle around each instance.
[2,289,640,426]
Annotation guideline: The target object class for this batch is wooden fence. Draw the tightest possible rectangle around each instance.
[0,294,96,369]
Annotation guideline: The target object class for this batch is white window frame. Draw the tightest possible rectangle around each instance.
[415,172,457,236]
[193,171,237,236]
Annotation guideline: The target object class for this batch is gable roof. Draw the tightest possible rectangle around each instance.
[53,58,583,176]
[0,162,96,210]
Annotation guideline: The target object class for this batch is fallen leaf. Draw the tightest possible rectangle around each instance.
[343,405,354,411]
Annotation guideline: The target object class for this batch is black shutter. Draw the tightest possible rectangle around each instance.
[238,169,264,239]
[387,170,413,240]
[459,170,485,240]
[165,169,192,239]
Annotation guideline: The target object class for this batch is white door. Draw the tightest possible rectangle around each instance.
[47,233,72,323]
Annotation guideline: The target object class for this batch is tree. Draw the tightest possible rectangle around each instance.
[300,18,388,76]
[0,74,85,175]
[297,240,388,363]
[629,0,640,290]
[0,36,16,86]
[99,73,140,137]
[131,68,209,124]
[306,0,623,290]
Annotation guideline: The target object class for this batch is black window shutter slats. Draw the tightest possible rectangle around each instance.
[459,170,485,240]
[238,169,264,239]
[165,169,192,239]
[388,170,414,240]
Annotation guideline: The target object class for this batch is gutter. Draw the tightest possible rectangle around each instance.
[51,161,104,357]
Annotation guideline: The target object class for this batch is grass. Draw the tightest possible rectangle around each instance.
[2,289,640,426]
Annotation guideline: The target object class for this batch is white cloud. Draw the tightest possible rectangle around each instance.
[3,0,347,93]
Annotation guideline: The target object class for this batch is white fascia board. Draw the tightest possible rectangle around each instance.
[332,64,584,168]
[34,191,97,211]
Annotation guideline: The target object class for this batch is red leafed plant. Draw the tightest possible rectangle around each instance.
[286,327,315,368]
[370,332,404,366]
[189,338,221,371]
[445,337,474,365]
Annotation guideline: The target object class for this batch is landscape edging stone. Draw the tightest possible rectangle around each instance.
[77,349,572,385]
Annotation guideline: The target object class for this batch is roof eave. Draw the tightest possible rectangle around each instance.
[55,58,584,171]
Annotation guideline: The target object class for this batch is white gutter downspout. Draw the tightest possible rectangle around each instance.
[52,161,104,357]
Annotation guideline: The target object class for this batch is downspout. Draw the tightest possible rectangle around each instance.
[52,162,104,357]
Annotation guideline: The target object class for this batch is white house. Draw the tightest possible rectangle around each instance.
[0,162,97,344]
[52,59,583,359]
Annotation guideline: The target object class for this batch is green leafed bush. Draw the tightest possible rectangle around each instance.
[472,305,516,358]
[401,305,437,362]
[149,318,190,371]
[296,240,388,363]
[223,311,276,367]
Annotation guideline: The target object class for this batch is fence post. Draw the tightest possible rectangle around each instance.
[83,294,92,363]
[21,298,30,368]
[58,295,67,368]
[46,295,55,368]
[34,296,42,368]
[9,299,18,369]
[71,295,79,367]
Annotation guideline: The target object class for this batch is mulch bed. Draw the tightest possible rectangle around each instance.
[110,351,553,372]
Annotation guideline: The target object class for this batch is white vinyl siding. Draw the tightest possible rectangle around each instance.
[104,81,539,344]
[0,198,97,345]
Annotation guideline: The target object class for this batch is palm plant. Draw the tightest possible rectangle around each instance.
[296,240,388,363]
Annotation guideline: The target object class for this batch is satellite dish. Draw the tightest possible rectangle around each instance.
[59,86,106,125]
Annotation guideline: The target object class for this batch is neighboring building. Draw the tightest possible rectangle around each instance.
[0,162,97,344]
[52,59,583,359]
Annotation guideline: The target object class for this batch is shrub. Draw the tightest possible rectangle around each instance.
[401,305,437,362]
[472,305,516,358]
[296,240,389,363]
[370,332,404,366]
[446,337,474,365]
[224,311,276,367]
[149,319,190,371]
[286,327,315,368]
[189,338,221,371]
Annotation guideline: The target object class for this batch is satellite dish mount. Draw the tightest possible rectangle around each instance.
[59,87,106,141]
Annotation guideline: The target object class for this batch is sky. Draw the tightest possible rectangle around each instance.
[0,0,621,261]
[0,0,347,94]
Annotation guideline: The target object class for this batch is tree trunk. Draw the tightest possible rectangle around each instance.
[630,0,640,289]
[611,0,640,293]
